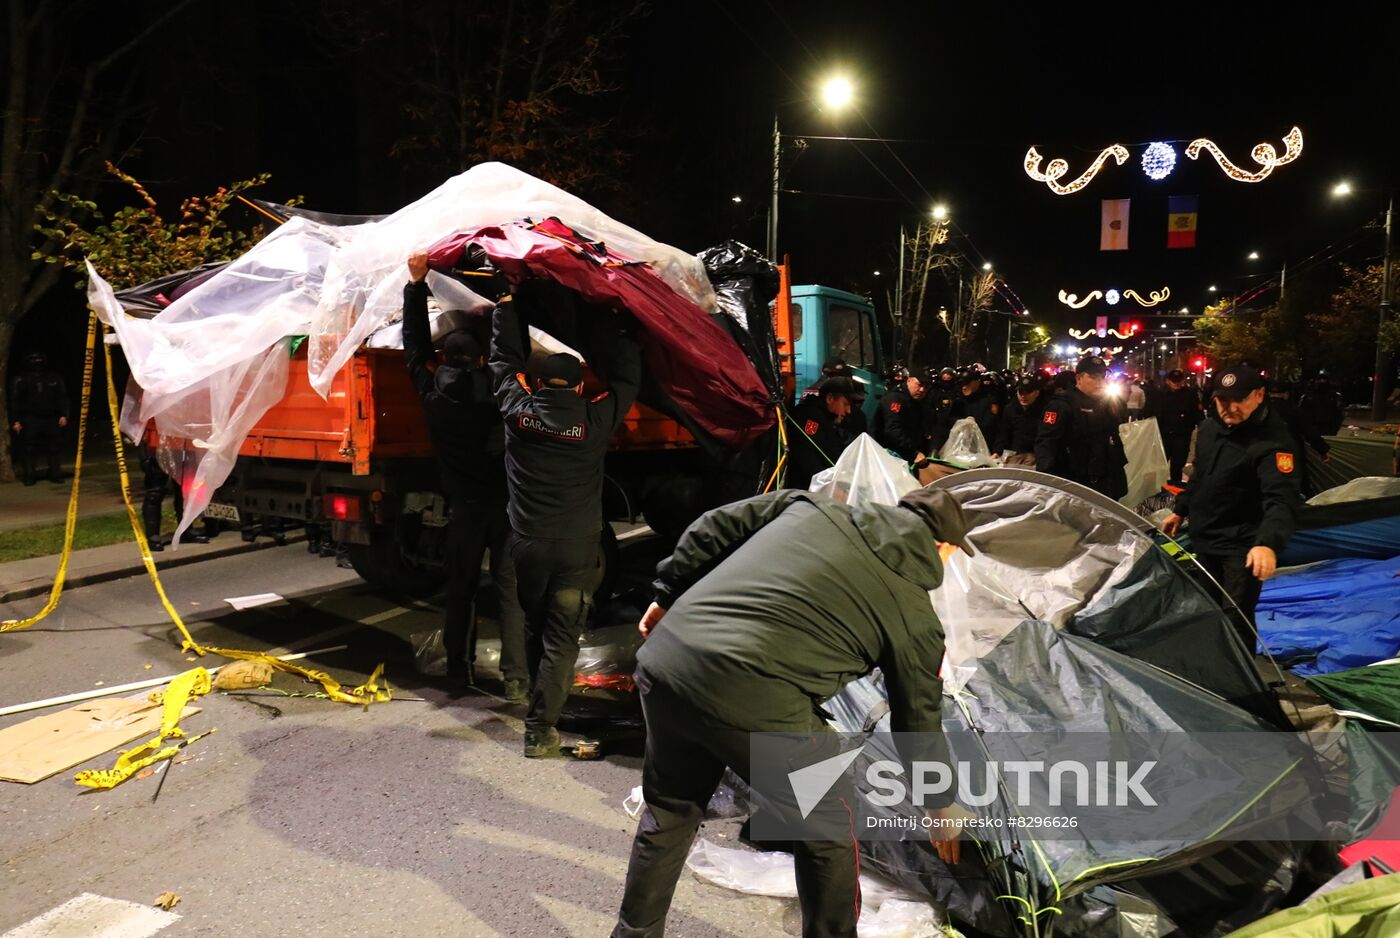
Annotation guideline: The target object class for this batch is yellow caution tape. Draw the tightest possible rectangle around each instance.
[5,308,392,711]
[0,313,98,633]
[75,666,214,790]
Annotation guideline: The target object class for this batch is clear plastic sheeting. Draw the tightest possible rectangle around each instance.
[1308,476,1400,506]
[1118,417,1169,508]
[685,840,947,937]
[936,418,995,468]
[810,434,920,504]
[87,162,713,541]
[306,163,714,399]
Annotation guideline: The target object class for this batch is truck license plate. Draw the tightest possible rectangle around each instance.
[204,502,241,523]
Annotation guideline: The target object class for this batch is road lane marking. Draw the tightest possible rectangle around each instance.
[2,893,179,938]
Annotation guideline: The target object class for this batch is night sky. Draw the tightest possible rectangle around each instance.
[23,0,1399,371]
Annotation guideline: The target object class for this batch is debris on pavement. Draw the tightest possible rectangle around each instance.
[211,659,274,691]
[0,695,202,784]
[153,892,180,911]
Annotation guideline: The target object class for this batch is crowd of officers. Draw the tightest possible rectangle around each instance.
[794,355,1347,498]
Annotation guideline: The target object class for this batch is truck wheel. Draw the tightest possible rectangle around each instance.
[346,533,445,598]
[639,475,705,543]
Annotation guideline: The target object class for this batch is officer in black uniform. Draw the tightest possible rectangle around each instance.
[1161,364,1301,649]
[801,358,867,442]
[949,365,1001,451]
[872,367,928,461]
[405,253,526,698]
[612,484,972,938]
[9,352,69,485]
[1267,380,1330,497]
[922,366,960,454]
[994,373,1047,465]
[786,377,856,490]
[491,286,641,757]
[1035,356,1128,500]
[1152,369,1204,485]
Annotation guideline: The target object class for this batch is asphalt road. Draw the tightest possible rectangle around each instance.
[0,535,796,937]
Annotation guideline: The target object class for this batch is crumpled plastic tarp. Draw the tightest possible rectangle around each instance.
[685,839,948,937]
[811,434,920,507]
[88,163,723,543]
[813,449,1303,936]
[936,418,995,468]
[1118,417,1169,508]
[1308,476,1400,506]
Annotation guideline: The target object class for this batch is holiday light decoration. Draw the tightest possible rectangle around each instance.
[1059,286,1170,309]
[1024,144,1130,194]
[1057,289,1102,309]
[1123,286,1170,307]
[1185,126,1303,182]
[1141,142,1176,180]
[1070,327,1136,340]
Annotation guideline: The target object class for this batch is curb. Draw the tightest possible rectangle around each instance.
[0,534,309,605]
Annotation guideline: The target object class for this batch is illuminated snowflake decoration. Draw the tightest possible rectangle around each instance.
[1105,289,1122,305]
[1141,142,1177,181]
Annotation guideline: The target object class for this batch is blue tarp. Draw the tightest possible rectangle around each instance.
[1279,515,1400,566]
[1256,555,1400,676]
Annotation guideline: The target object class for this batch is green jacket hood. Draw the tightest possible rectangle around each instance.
[848,502,945,591]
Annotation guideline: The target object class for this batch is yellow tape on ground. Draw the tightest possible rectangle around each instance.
[96,323,393,707]
[0,313,97,633]
[75,667,214,790]
[5,308,392,711]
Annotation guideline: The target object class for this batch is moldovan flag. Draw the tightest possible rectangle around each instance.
[1100,199,1129,251]
[1167,195,1198,249]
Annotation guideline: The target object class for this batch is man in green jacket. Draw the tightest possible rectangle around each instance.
[612,485,971,938]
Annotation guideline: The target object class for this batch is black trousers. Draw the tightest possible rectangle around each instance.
[614,672,861,938]
[510,532,598,733]
[18,418,62,483]
[1162,432,1192,485]
[445,498,525,681]
[141,454,183,540]
[1196,551,1265,653]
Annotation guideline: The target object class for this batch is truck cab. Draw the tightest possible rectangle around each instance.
[785,284,887,422]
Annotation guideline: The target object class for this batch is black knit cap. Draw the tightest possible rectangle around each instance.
[540,353,582,387]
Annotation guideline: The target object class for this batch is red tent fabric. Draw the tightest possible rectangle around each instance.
[428,219,774,450]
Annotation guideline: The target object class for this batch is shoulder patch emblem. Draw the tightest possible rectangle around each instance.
[1042,410,1057,425]
[803,419,820,436]
[889,402,901,413]
[1276,452,1295,473]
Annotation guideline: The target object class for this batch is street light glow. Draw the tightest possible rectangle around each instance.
[1248,251,1260,260]
[1332,181,1353,197]
[982,261,993,271]
[872,270,881,277]
[731,195,742,203]
[1208,285,1218,292]
[931,204,949,221]
[820,75,855,110]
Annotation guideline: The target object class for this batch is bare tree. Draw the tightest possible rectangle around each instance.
[895,219,955,365]
[322,0,647,192]
[0,0,194,481]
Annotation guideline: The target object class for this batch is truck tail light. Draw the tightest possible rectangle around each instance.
[324,493,362,521]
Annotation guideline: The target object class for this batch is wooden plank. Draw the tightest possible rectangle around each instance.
[0,696,201,785]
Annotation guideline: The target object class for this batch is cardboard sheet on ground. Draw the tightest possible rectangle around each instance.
[0,696,200,784]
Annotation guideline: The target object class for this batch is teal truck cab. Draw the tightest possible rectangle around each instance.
[783,283,888,422]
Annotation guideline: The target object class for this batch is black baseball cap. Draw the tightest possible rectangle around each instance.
[1213,364,1266,400]
[1165,369,1185,382]
[820,376,857,399]
[1015,374,1043,393]
[442,331,483,364]
[1075,356,1108,376]
[539,353,582,387]
[821,356,852,376]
